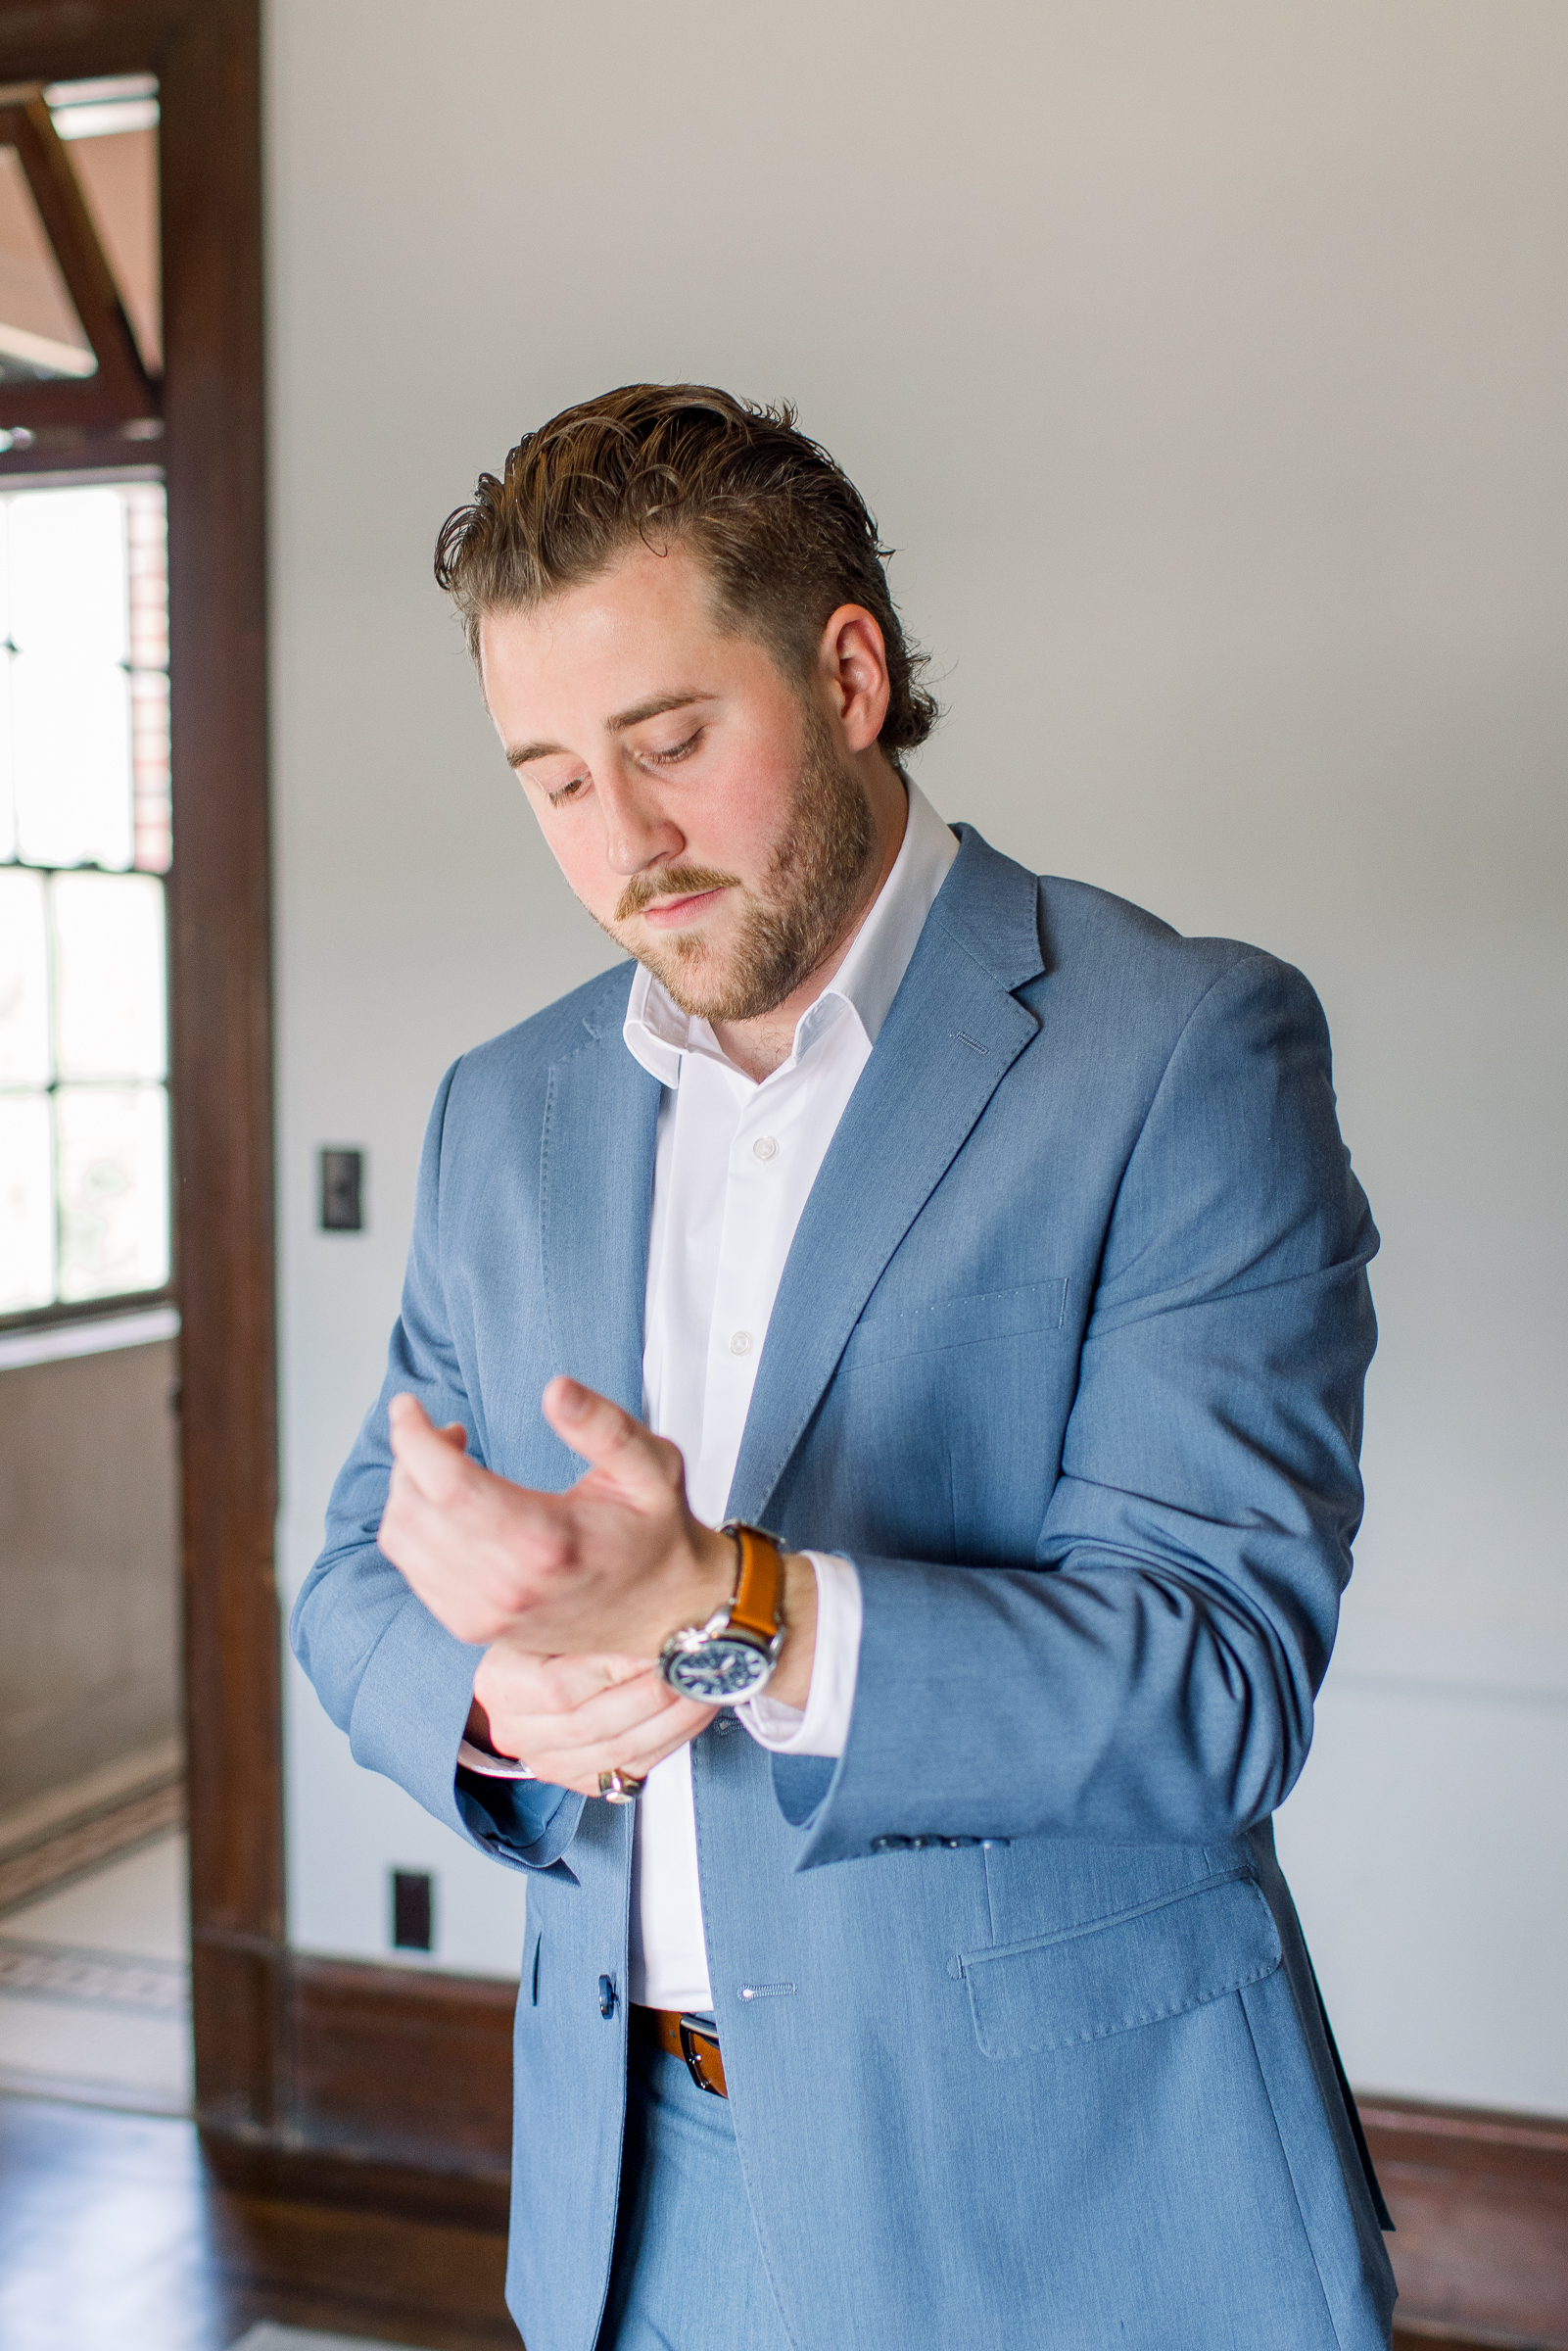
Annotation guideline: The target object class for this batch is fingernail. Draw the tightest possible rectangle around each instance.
[552,1377,590,1422]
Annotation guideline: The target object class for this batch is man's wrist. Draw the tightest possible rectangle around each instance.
[689,1522,737,1613]
[653,1526,815,1704]
[650,1522,736,1650]
[764,1550,818,1709]
[737,1552,858,1754]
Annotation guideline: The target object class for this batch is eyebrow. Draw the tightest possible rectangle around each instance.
[505,692,713,770]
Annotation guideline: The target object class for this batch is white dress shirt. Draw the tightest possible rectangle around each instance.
[622,780,958,2013]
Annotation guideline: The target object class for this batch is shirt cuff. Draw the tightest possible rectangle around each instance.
[736,1552,861,1758]
[456,1737,538,1781]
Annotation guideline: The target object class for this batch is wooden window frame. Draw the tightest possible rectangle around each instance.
[0,469,174,1338]
[0,0,512,2210]
[0,0,283,2154]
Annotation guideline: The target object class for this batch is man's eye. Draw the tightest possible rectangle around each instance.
[648,730,701,766]
[546,777,587,806]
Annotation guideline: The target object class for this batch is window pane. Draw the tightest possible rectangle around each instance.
[12,653,132,869]
[55,1082,168,1300]
[51,870,166,1080]
[0,1089,54,1310]
[7,488,127,657]
[0,864,50,1081]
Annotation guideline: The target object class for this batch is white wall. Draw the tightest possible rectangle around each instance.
[267,1,1567,2101]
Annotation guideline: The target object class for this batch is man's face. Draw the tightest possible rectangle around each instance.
[479,541,878,1024]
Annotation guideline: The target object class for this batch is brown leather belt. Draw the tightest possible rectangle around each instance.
[631,2004,728,2097]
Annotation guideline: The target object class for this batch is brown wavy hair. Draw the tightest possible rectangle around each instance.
[434,383,939,756]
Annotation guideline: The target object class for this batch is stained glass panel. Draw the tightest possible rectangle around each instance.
[55,1081,168,1301]
[124,483,167,664]
[52,870,166,1080]
[0,1090,53,1311]
[129,667,170,873]
[0,863,49,1082]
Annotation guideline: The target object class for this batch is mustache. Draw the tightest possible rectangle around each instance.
[615,865,742,924]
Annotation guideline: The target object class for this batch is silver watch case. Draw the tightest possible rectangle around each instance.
[658,1606,786,1705]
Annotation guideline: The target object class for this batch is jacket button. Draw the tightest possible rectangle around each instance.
[598,1974,617,2018]
[871,1835,910,1852]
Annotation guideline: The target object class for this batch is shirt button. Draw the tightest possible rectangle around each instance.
[729,1330,753,1356]
[752,1135,778,1161]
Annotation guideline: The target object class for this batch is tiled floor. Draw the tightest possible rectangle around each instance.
[0,1832,191,2112]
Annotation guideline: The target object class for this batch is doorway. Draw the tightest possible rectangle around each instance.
[0,0,275,2146]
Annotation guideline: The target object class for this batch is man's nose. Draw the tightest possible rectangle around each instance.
[597,772,684,875]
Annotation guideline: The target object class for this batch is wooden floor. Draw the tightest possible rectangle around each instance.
[0,2094,515,2351]
[0,2087,1507,2351]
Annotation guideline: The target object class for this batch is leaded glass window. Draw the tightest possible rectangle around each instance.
[0,476,170,1314]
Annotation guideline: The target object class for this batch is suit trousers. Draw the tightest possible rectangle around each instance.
[595,2036,796,2351]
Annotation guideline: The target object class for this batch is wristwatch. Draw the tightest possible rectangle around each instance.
[658,1522,787,1703]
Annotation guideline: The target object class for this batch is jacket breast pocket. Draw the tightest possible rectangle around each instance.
[845,1277,1069,1368]
[957,1871,1282,2060]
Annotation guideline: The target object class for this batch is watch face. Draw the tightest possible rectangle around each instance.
[663,1636,773,1703]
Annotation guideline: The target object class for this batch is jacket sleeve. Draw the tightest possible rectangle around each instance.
[776,951,1379,1866]
[289,1059,585,1875]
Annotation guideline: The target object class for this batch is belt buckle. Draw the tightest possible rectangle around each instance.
[677,2012,724,2097]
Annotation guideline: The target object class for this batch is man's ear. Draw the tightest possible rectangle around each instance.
[818,604,891,753]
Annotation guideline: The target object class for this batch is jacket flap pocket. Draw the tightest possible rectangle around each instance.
[961,1873,1282,2060]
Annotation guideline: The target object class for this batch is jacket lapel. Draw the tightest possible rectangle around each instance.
[727,829,1046,1524]
[540,994,662,1420]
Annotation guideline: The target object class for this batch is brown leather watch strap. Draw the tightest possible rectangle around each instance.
[722,1522,784,1646]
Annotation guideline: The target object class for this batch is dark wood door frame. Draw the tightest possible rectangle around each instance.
[0,0,515,2211]
[0,0,281,2148]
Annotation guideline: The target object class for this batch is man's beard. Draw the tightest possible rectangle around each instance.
[604,704,878,1025]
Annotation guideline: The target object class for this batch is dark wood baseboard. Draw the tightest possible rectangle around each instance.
[1363,2094,1568,2350]
[1392,2334,1538,2351]
[200,1952,515,2227]
[202,2133,511,2232]
[285,1955,515,2181]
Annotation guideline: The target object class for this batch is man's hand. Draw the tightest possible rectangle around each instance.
[380,1378,735,1657]
[379,1381,820,1734]
[468,1650,716,1798]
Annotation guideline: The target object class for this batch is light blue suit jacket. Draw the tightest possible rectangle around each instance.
[293,828,1396,2351]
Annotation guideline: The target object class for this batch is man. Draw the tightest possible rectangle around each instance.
[293,384,1396,2351]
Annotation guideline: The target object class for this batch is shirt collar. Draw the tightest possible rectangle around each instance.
[622,778,959,1088]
